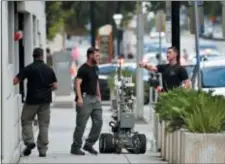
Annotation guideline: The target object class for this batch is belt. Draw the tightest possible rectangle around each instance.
[82,92,96,97]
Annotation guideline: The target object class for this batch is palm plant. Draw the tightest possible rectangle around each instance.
[155,88,225,133]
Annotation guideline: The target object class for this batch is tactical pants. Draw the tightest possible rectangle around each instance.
[72,95,103,149]
[21,103,50,153]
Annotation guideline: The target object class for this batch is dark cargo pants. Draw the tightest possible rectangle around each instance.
[21,103,50,153]
[72,95,103,149]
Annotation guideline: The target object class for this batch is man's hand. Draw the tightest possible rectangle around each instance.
[139,62,146,68]
[77,98,83,107]
[97,96,101,102]
[155,86,163,93]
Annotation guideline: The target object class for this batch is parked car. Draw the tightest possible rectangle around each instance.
[98,62,150,103]
[198,42,218,54]
[192,59,225,96]
[189,50,221,62]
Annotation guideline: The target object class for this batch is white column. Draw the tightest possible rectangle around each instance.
[1,1,10,163]
[24,13,33,66]
[0,0,2,161]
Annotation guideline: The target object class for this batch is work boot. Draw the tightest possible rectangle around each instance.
[83,144,98,155]
[39,152,46,157]
[23,143,36,156]
[70,148,85,155]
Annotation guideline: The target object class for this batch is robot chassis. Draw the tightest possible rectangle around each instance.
[99,63,147,154]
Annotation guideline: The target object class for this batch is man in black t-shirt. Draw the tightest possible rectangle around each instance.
[13,48,57,157]
[139,46,190,91]
[71,47,102,155]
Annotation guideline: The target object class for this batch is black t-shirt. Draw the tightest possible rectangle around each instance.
[157,64,188,91]
[16,60,57,104]
[76,63,99,99]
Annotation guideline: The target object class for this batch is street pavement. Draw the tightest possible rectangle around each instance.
[181,34,225,56]
[19,97,165,164]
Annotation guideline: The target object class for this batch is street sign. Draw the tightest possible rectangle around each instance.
[189,5,204,35]
[165,21,171,43]
[97,24,113,63]
[155,10,166,32]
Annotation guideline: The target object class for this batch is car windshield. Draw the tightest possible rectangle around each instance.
[144,44,167,53]
[201,66,225,88]
[99,65,116,75]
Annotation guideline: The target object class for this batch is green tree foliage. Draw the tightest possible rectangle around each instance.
[46,1,137,38]
[45,1,222,40]
[45,1,65,40]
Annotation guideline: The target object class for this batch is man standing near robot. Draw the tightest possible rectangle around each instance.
[71,47,102,155]
[139,46,191,91]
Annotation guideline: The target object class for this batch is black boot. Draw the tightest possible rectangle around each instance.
[23,143,36,156]
[83,144,98,155]
[39,152,46,157]
[70,146,85,155]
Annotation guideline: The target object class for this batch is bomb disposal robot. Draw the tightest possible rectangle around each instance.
[99,59,147,154]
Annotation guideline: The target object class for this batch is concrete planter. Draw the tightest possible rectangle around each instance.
[165,131,170,161]
[161,121,166,159]
[168,132,173,163]
[156,114,162,152]
[180,132,225,163]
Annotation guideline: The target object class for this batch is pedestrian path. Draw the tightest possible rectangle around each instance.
[19,105,167,163]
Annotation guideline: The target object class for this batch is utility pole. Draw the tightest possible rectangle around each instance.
[171,1,180,63]
[116,2,121,57]
[135,1,144,120]
[90,1,96,47]
[223,1,225,38]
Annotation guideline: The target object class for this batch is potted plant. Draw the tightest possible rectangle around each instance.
[155,88,225,163]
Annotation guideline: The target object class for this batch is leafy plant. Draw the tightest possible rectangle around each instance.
[155,88,225,133]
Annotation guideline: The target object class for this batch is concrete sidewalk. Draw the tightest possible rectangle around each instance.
[19,105,166,164]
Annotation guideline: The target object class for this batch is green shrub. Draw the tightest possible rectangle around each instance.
[155,88,225,133]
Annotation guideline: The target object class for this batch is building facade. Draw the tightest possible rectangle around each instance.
[1,1,46,163]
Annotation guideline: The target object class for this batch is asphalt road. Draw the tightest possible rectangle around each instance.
[181,34,225,56]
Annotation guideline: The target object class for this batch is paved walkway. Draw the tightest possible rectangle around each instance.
[19,103,166,163]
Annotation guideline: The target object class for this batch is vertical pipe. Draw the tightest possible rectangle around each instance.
[194,2,201,89]
[90,1,96,47]
[223,1,225,38]
[171,1,180,63]
[116,2,121,57]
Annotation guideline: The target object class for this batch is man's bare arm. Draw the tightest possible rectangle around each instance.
[50,82,58,90]
[97,80,101,97]
[139,62,158,72]
[144,63,158,72]
[75,78,83,100]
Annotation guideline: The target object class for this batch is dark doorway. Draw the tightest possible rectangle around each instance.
[18,13,25,102]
